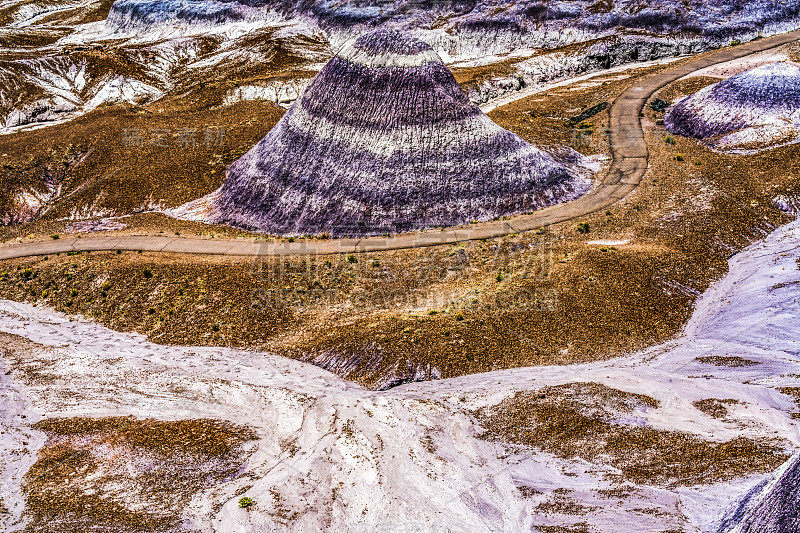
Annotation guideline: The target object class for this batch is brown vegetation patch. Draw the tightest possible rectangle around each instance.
[778,387,800,419]
[654,75,721,103]
[476,383,786,486]
[0,251,299,346]
[693,398,739,419]
[535,492,598,515]
[534,523,593,533]
[696,356,760,367]
[24,416,256,532]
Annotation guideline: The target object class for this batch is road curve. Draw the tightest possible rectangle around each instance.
[3,29,800,260]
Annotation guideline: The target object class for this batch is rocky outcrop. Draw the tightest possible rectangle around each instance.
[665,62,800,153]
[715,453,800,533]
[172,29,592,237]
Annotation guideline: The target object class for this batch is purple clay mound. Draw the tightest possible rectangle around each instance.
[665,62,800,150]
[172,29,594,237]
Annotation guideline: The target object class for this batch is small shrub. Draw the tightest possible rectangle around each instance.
[455,312,465,321]
[116,249,122,254]
[22,268,33,279]
[664,136,676,145]
[148,307,156,314]
[428,310,438,315]
[731,39,741,46]
[650,99,671,113]
[675,154,685,161]
[51,234,59,240]
[42,290,49,298]
[143,267,153,278]
[239,497,254,509]
[318,232,330,240]
[101,281,112,291]
[212,324,220,332]
[694,160,702,166]
[287,237,295,243]
[70,289,78,297]
[347,254,357,263]
[496,271,504,282]
[576,222,590,234]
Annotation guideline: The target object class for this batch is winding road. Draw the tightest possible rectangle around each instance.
[3,29,800,260]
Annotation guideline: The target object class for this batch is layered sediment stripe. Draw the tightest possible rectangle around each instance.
[285,105,517,157]
[338,42,442,68]
[301,57,481,128]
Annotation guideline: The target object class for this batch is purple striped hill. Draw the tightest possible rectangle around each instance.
[171,29,594,237]
[664,62,800,153]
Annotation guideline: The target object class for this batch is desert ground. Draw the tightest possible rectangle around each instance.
[1,2,800,531]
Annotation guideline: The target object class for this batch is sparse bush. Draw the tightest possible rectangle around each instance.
[650,99,670,113]
[70,289,78,297]
[101,281,112,291]
[664,136,676,145]
[41,290,49,298]
[576,222,590,234]
[731,39,741,46]
[212,324,220,332]
[239,497,254,509]
[675,154,685,161]
[496,271,504,282]
[694,160,702,166]
[455,312,465,321]
[143,267,153,278]
[347,254,357,263]
[22,268,33,279]
[148,307,156,314]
